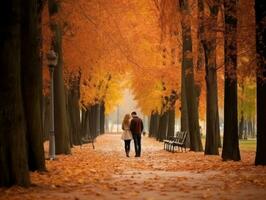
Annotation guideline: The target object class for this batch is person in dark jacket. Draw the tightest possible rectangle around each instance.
[130,111,144,157]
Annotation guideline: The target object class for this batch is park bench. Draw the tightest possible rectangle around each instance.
[163,135,177,151]
[163,131,188,152]
[170,131,188,152]
[82,137,95,149]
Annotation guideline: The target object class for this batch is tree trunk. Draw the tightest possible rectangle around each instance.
[198,0,205,71]
[100,101,105,134]
[66,90,73,147]
[149,111,160,138]
[255,0,266,165]
[90,105,98,139]
[179,0,203,151]
[239,114,244,139]
[68,78,81,146]
[92,103,101,137]
[21,0,46,171]
[154,112,160,138]
[247,120,252,138]
[85,108,91,139]
[251,118,256,138]
[202,2,220,155]
[157,110,169,141]
[216,111,222,147]
[43,96,51,141]
[222,0,240,161]
[88,106,94,138]
[181,65,190,147]
[48,0,71,154]
[0,0,30,186]
[167,108,175,138]
[149,112,154,137]
[205,63,220,155]
[81,108,86,138]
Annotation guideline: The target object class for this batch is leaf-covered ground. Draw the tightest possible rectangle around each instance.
[1,134,265,200]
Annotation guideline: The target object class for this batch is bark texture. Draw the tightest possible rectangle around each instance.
[255,0,266,165]
[222,0,240,161]
[179,0,203,151]
[0,0,30,186]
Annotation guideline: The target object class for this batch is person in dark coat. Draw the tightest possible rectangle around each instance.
[130,111,144,157]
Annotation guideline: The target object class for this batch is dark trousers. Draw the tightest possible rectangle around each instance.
[132,133,141,157]
[124,140,131,155]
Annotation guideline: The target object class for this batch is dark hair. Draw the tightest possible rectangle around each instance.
[131,111,137,115]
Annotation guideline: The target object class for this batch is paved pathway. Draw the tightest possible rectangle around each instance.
[1,133,266,200]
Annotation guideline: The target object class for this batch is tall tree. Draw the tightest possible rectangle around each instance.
[179,0,203,151]
[0,0,30,186]
[21,0,46,171]
[222,0,240,161]
[48,0,71,154]
[255,0,266,165]
[201,0,220,155]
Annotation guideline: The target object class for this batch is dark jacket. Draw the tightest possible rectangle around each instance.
[130,116,144,134]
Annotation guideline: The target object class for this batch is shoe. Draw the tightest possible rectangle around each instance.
[126,154,129,157]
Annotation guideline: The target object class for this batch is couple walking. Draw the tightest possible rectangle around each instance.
[121,111,143,157]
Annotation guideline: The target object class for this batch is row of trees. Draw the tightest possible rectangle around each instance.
[0,0,116,187]
[0,0,265,187]
[146,0,265,164]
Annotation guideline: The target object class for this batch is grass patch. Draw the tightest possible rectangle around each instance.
[200,138,256,152]
[239,139,256,151]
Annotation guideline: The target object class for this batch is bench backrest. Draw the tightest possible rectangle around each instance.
[175,131,188,144]
[179,131,188,144]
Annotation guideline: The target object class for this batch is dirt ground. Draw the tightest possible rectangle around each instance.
[1,134,265,200]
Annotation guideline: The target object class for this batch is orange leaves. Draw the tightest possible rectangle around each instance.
[1,134,266,200]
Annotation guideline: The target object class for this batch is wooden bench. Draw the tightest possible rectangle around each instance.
[163,135,177,151]
[164,131,188,152]
[170,131,188,152]
[82,137,95,149]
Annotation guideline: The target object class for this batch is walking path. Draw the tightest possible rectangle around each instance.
[1,134,266,200]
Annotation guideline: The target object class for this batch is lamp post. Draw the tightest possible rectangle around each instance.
[46,50,58,160]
